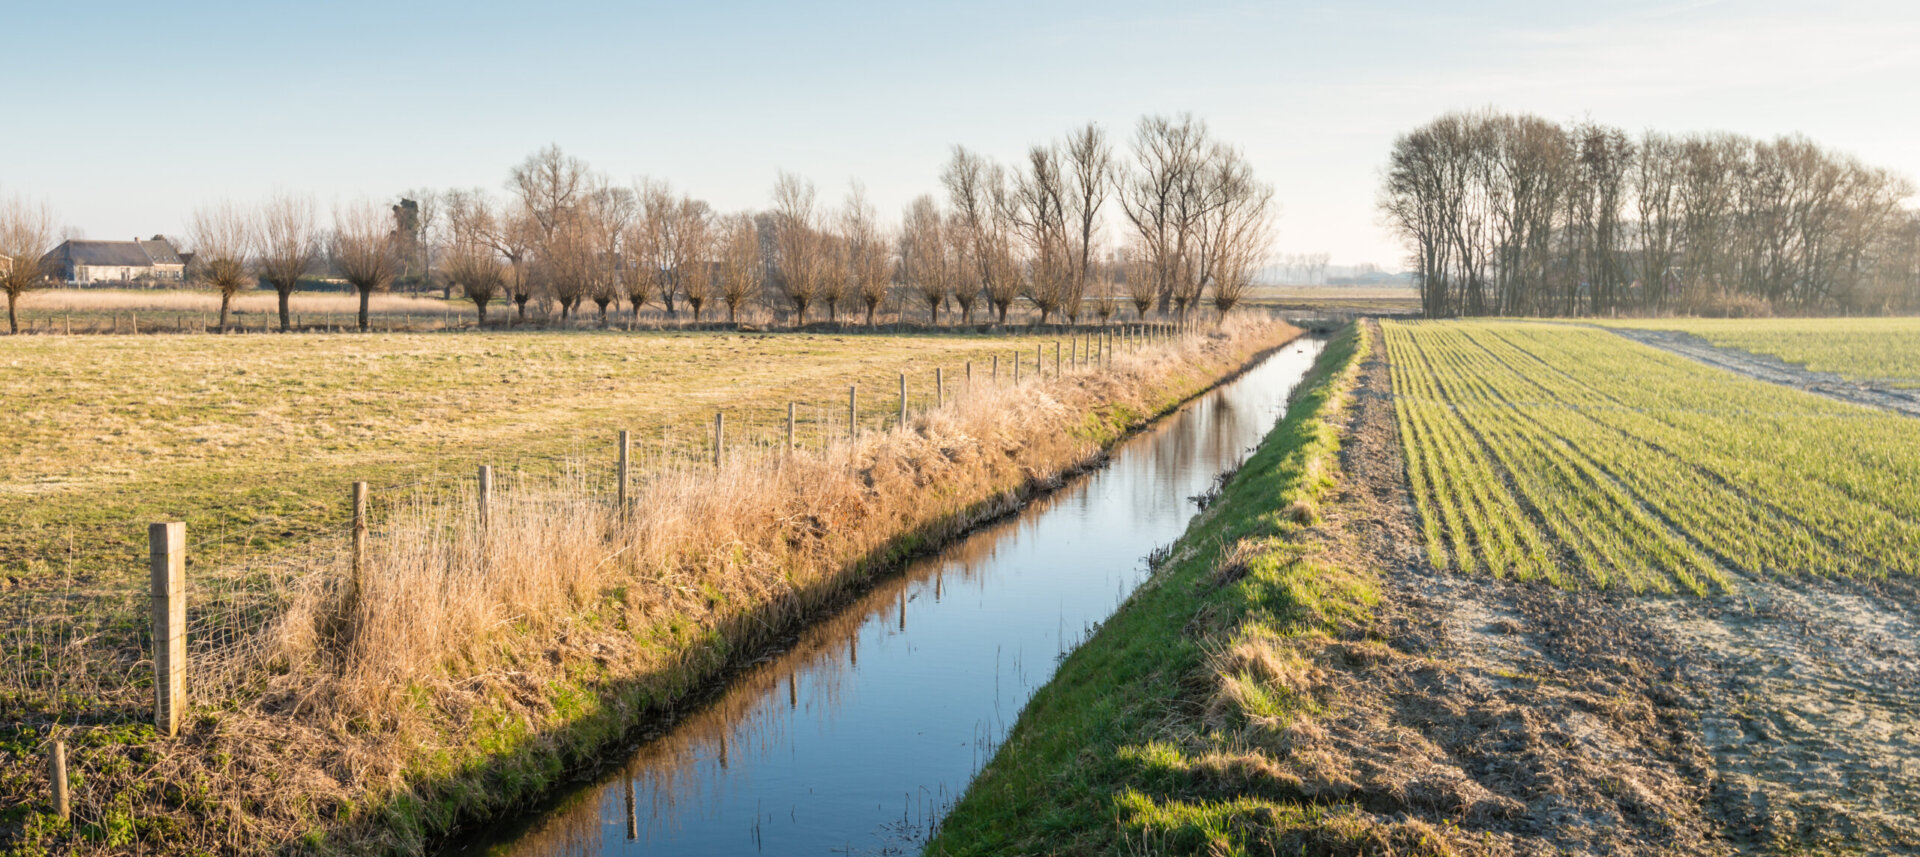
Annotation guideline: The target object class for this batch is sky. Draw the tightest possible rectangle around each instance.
[4,0,1918,269]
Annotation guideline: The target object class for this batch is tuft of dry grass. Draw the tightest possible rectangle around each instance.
[2,317,1297,855]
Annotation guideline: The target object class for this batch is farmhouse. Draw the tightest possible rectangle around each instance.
[41,236,187,284]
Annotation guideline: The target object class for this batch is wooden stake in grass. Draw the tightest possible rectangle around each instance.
[714,412,724,468]
[898,372,907,428]
[936,367,944,407]
[149,521,186,737]
[848,385,857,440]
[50,739,68,821]
[1014,353,1021,383]
[786,403,796,453]
[477,465,493,530]
[991,354,998,382]
[617,430,631,510]
[351,481,368,596]
[1036,343,1042,378]
[1054,341,1060,376]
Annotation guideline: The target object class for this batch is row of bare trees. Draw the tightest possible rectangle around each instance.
[1381,110,1920,317]
[0,114,1280,334]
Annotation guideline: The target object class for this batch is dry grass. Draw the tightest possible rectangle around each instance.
[3,317,1296,855]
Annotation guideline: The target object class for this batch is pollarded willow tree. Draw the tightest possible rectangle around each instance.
[899,194,954,324]
[841,182,892,326]
[188,201,256,331]
[331,200,399,331]
[0,195,55,335]
[715,211,761,324]
[770,172,825,326]
[256,192,320,332]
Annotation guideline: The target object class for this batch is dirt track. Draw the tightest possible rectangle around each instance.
[1608,326,1920,418]
[1334,320,1920,854]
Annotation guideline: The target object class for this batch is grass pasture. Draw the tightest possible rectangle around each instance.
[1602,315,1920,388]
[1385,319,1920,591]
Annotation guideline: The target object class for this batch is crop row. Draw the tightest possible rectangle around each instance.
[1384,320,1920,593]
[1604,316,1920,388]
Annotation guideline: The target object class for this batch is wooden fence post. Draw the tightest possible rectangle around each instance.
[50,739,69,821]
[714,412,724,468]
[1054,341,1060,376]
[149,521,185,737]
[617,430,631,509]
[848,385,857,440]
[991,354,999,382]
[1013,353,1021,383]
[965,361,972,390]
[351,482,368,593]
[898,373,907,428]
[935,367,944,406]
[477,465,493,530]
[1036,343,1042,379]
[786,402,796,453]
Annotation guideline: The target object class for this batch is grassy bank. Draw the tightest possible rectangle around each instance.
[2,319,1298,855]
[927,322,1444,856]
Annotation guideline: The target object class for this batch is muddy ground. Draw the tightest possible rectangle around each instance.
[1313,322,1920,854]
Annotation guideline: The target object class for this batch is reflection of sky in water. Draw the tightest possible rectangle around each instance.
[442,339,1326,857]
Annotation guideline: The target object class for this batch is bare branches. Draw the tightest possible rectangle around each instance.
[841,182,891,326]
[256,192,319,331]
[331,200,400,331]
[770,172,823,325]
[187,201,256,330]
[716,212,761,324]
[1382,110,1918,316]
[0,195,55,334]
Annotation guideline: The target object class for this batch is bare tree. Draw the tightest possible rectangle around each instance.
[187,201,256,331]
[1063,122,1113,323]
[716,212,761,324]
[841,183,891,325]
[445,191,505,325]
[945,212,980,324]
[900,195,952,324]
[1197,146,1276,316]
[943,147,1022,324]
[1121,244,1156,320]
[256,192,320,332]
[1015,144,1072,324]
[331,200,399,331]
[508,145,588,245]
[771,172,824,326]
[1120,114,1212,318]
[0,195,55,334]
[672,197,715,322]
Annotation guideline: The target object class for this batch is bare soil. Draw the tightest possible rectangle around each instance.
[1294,320,1726,854]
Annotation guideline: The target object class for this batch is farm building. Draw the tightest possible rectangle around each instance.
[40,236,187,284]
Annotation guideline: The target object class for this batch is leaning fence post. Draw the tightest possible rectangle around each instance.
[149,521,186,737]
[50,739,69,821]
[714,412,725,468]
[477,465,493,530]
[898,373,907,428]
[617,430,631,509]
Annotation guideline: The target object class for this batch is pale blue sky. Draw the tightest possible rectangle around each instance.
[5,0,1916,266]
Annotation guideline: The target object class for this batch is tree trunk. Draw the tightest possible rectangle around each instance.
[865,303,877,326]
[793,300,808,328]
[278,290,292,332]
[6,293,16,334]
[219,293,233,331]
[928,301,939,325]
[727,302,737,324]
[358,287,371,332]
[691,302,703,323]
[476,299,489,327]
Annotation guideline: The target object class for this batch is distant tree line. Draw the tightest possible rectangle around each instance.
[1380,110,1920,318]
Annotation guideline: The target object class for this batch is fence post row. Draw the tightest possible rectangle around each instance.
[149,521,186,737]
